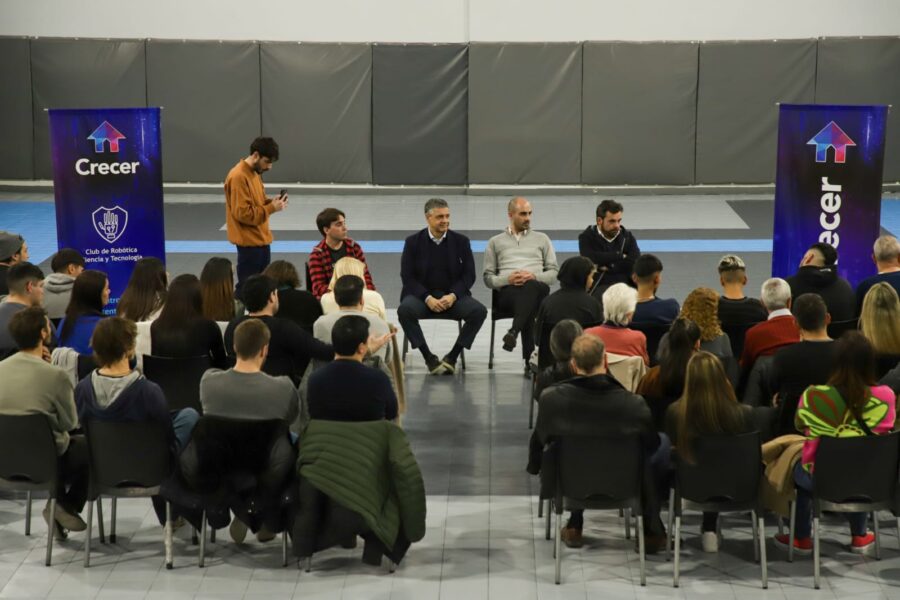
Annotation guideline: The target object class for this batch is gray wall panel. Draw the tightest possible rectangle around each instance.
[696,40,816,184]
[582,42,697,185]
[372,44,468,185]
[0,38,33,179]
[469,43,582,184]
[31,38,146,180]
[147,41,260,183]
[816,37,900,182]
[261,43,372,183]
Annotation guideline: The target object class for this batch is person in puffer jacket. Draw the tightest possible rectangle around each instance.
[43,248,85,320]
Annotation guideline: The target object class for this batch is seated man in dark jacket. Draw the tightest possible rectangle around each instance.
[536,334,669,552]
[785,242,855,322]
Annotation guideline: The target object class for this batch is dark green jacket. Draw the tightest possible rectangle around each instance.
[298,419,426,549]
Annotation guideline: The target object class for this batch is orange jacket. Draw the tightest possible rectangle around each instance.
[224,160,274,247]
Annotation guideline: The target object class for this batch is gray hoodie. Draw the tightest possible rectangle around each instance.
[43,273,75,319]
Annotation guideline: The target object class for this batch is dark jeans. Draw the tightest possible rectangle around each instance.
[792,461,867,539]
[397,295,487,352]
[497,280,550,358]
[236,245,272,297]
[58,435,89,514]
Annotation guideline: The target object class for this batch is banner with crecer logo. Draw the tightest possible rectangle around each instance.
[49,108,165,314]
[772,104,888,287]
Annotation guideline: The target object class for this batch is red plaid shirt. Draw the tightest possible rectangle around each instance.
[307,237,375,299]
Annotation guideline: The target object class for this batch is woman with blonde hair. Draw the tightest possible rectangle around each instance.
[859,281,900,377]
[320,257,387,320]
[659,287,731,361]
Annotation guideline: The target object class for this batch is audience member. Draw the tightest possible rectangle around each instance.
[150,274,227,367]
[398,198,487,375]
[775,332,895,554]
[856,235,900,312]
[659,288,731,360]
[263,260,322,334]
[0,306,87,536]
[0,262,48,358]
[307,315,398,422]
[483,197,559,368]
[0,230,28,296]
[577,199,640,295]
[740,278,799,373]
[313,275,391,362]
[770,293,836,435]
[785,242,855,321]
[536,335,668,552]
[585,283,649,365]
[58,270,109,354]
[200,257,240,322]
[75,317,199,452]
[43,248,85,320]
[320,257,387,320]
[665,351,754,553]
[631,254,679,325]
[533,257,602,364]
[308,208,375,299]
[716,254,768,328]
[117,257,167,322]
[223,274,333,385]
[858,282,900,378]
[638,318,701,430]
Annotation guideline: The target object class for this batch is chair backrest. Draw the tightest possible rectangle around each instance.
[304,262,312,292]
[627,321,670,366]
[814,431,900,504]
[721,321,763,360]
[556,435,643,502]
[0,414,58,489]
[84,420,172,491]
[827,318,858,340]
[142,354,212,412]
[676,431,762,506]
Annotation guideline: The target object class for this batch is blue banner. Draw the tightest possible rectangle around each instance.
[49,108,165,314]
[772,104,888,287]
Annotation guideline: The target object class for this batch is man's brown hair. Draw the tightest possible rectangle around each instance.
[315,208,345,237]
[8,306,49,350]
[90,317,136,367]
[233,318,271,360]
[571,334,605,372]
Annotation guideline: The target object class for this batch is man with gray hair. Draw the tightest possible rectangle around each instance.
[399,198,487,375]
[483,197,558,367]
[856,235,900,311]
[739,277,800,372]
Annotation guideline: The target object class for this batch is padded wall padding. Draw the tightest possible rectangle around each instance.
[30,38,146,180]
[147,40,260,183]
[816,37,900,182]
[468,43,582,184]
[582,42,697,185]
[695,40,816,184]
[261,43,372,183]
[372,44,468,185]
[0,38,33,179]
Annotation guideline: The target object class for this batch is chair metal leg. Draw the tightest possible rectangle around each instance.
[45,498,56,567]
[538,497,543,518]
[554,508,562,584]
[751,510,760,563]
[624,507,631,540]
[788,501,796,563]
[165,502,173,570]
[637,512,646,586]
[528,378,536,430]
[545,500,552,541]
[673,515,682,588]
[282,532,288,567]
[25,491,32,536]
[777,517,784,537]
[873,511,881,560]
[666,489,674,562]
[210,528,216,543]
[97,497,105,544]
[813,516,820,589]
[895,517,900,552]
[83,499,93,568]
[458,322,466,371]
[110,497,117,544]
[488,320,496,370]
[759,515,768,589]
[199,511,207,568]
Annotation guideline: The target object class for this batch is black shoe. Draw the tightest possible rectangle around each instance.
[425,354,446,375]
[440,355,457,375]
[502,329,518,352]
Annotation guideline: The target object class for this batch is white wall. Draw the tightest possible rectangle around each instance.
[2,0,899,42]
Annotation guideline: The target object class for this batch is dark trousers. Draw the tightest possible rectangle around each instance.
[236,245,272,297]
[58,435,89,514]
[497,280,550,358]
[397,295,487,351]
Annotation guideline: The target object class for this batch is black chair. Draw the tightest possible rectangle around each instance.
[543,435,646,585]
[627,321,670,367]
[304,261,313,293]
[721,321,763,361]
[488,290,514,370]
[77,353,98,381]
[805,432,900,589]
[142,355,212,412]
[668,432,767,588]
[826,318,858,340]
[82,420,175,568]
[0,414,63,566]
[401,320,466,371]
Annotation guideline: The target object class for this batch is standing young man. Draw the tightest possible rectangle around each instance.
[224,137,287,296]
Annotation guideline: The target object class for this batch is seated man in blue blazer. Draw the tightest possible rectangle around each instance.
[398,198,487,375]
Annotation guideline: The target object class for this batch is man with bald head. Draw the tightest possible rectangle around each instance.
[483,197,558,370]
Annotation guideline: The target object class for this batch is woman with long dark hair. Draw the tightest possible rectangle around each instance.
[200,257,239,322]
[775,331,896,555]
[263,260,322,333]
[59,270,109,353]
[637,317,701,429]
[117,257,167,322]
[533,257,602,365]
[150,274,226,367]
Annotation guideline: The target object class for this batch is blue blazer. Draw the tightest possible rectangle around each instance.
[400,228,476,301]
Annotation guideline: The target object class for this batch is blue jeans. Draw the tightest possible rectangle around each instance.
[792,461,867,539]
[171,408,200,453]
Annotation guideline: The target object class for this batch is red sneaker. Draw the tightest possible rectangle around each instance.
[850,532,875,554]
[774,533,812,554]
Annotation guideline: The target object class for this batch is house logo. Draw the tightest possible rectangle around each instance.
[807,121,855,164]
[88,121,126,153]
[92,206,129,243]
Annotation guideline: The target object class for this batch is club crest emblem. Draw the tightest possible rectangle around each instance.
[92,206,129,244]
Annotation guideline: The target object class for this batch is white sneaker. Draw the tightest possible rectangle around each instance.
[701,531,719,553]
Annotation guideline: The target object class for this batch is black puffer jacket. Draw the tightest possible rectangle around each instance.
[786,266,856,321]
